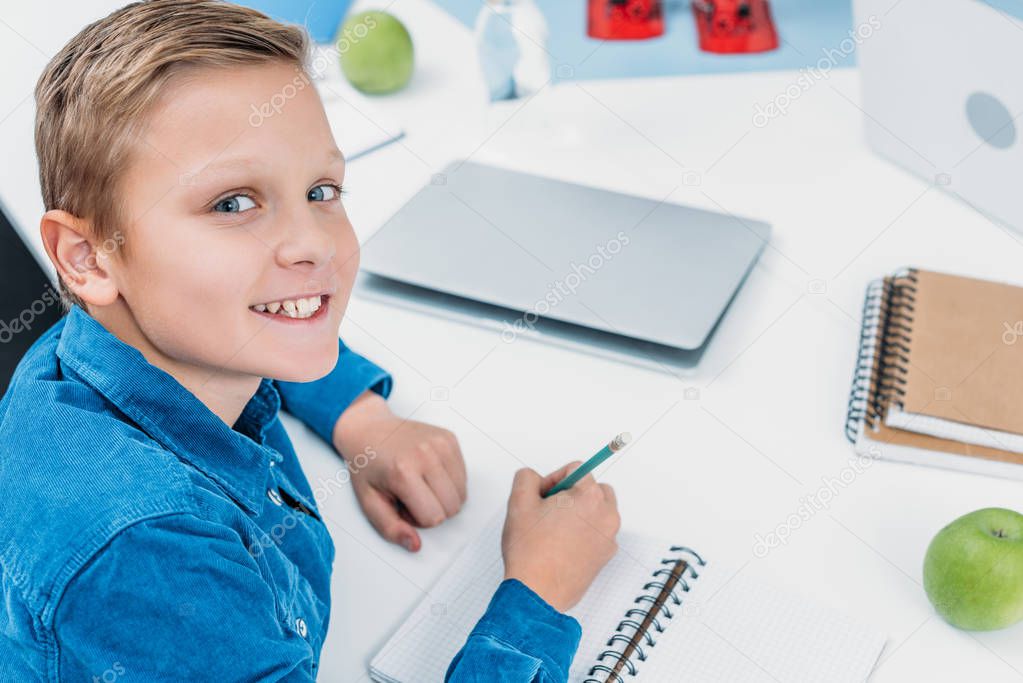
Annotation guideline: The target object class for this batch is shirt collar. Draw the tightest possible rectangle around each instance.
[56,305,279,515]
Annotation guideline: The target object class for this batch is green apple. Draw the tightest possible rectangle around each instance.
[923,507,1023,631]
[337,11,414,95]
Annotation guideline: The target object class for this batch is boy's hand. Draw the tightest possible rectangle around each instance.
[332,392,466,552]
[501,462,620,613]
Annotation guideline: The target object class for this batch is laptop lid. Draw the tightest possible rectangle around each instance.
[359,161,769,356]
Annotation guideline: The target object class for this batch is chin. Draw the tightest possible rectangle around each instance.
[262,345,339,383]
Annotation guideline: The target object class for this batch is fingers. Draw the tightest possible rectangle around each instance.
[439,432,468,503]
[415,437,464,520]
[376,429,467,532]
[512,467,543,497]
[541,461,601,499]
[359,486,421,552]
[515,462,609,503]
[600,483,621,535]
[510,461,603,501]
[393,472,447,527]
[545,461,581,484]
[424,465,462,518]
[540,461,583,493]
[600,482,617,506]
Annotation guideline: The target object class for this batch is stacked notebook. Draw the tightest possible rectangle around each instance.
[846,268,1023,479]
[370,515,886,682]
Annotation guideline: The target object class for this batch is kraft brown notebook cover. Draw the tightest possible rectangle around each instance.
[846,269,1023,477]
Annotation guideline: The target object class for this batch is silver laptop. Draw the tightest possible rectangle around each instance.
[357,161,770,372]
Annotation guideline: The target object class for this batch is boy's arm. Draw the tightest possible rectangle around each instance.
[446,579,582,682]
[54,513,318,681]
[274,337,392,444]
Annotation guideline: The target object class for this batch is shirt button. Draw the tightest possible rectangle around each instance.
[267,488,283,506]
[295,617,308,638]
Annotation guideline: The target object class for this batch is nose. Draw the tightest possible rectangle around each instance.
[274,202,336,269]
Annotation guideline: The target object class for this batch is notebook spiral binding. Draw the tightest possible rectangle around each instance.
[583,547,707,683]
[845,268,919,443]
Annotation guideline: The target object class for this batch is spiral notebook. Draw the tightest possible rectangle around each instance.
[845,268,1023,479]
[369,515,886,682]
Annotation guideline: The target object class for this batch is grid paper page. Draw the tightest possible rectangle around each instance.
[632,567,887,682]
[369,514,667,683]
[369,515,887,682]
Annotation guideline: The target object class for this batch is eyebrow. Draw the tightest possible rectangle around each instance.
[199,148,345,176]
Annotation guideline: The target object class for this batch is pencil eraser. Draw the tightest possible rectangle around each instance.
[612,432,633,451]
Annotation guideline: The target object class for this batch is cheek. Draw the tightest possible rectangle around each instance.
[126,233,258,359]
[334,221,361,285]
[149,236,250,306]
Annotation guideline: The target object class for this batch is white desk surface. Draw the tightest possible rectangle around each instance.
[3,0,1022,680]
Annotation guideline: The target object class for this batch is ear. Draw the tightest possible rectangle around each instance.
[39,209,120,307]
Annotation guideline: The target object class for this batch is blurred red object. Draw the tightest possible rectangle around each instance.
[692,0,779,53]
[588,0,664,40]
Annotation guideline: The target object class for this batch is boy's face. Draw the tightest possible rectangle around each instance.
[113,62,356,383]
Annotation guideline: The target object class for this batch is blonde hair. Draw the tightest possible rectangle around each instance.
[34,0,310,309]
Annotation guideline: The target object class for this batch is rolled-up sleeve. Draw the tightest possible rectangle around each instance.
[54,513,316,682]
[446,579,582,682]
[275,337,392,444]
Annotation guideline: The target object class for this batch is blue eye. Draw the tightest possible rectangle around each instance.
[308,183,343,202]
[213,194,256,213]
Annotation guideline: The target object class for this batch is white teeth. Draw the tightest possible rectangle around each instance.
[251,295,324,319]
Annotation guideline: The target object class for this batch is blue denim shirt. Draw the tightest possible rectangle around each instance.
[0,305,580,681]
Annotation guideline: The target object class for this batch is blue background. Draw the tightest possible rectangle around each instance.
[431,0,856,80]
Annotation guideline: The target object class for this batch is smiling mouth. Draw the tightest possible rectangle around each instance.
[249,295,329,321]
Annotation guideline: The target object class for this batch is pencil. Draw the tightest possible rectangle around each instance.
[542,432,632,498]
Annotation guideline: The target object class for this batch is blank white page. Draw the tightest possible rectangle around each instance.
[369,514,886,682]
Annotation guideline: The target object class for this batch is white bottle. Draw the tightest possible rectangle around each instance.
[474,0,550,101]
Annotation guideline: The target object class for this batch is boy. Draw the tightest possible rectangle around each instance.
[0,1,620,680]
